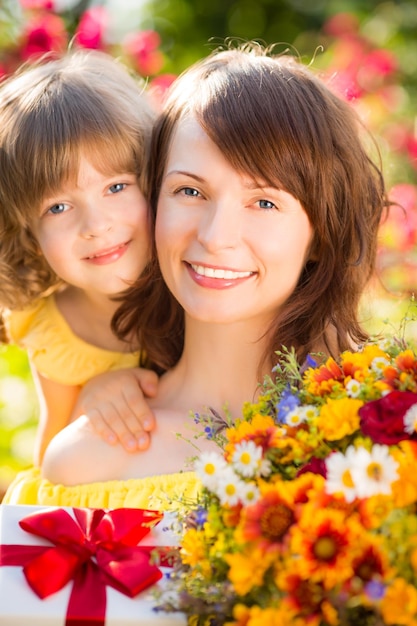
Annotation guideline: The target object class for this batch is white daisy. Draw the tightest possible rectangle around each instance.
[215,468,246,507]
[259,458,272,477]
[325,447,358,503]
[404,403,417,435]
[240,482,260,506]
[285,405,317,427]
[378,337,396,352]
[232,440,263,478]
[350,445,399,498]
[194,451,228,491]
[371,356,391,375]
[345,378,362,398]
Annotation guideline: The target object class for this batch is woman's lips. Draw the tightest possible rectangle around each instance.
[187,262,255,289]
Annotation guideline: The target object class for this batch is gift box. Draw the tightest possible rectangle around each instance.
[0,504,186,626]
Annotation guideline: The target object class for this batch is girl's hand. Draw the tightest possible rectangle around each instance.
[71,368,158,452]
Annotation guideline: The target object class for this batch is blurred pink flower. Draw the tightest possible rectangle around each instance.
[148,73,177,109]
[364,49,397,77]
[20,12,68,60]
[357,49,398,94]
[323,13,360,37]
[74,6,108,50]
[20,0,54,9]
[122,30,164,76]
[379,184,417,250]
[406,135,417,169]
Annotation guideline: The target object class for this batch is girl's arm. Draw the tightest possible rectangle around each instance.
[32,370,81,466]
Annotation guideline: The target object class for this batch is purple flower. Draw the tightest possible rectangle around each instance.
[276,385,300,423]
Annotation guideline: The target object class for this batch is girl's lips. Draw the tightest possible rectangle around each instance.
[186,262,255,289]
[84,241,130,265]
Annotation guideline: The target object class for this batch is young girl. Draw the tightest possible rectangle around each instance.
[4,43,389,508]
[0,49,158,466]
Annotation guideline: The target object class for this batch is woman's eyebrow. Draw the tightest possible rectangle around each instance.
[165,170,205,183]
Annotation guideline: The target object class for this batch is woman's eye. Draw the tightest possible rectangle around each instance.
[47,203,68,215]
[258,199,276,210]
[109,183,126,194]
[181,187,200,197]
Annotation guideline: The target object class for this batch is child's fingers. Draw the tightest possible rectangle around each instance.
[85,406,121,445]
[72,367,158,452]
[133,368,159,398]
[122,382,156,433]
[86,402,145,452]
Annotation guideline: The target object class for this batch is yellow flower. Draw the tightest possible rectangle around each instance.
[316,397,363,440]
[381,577,417,625]
[225,546,275,596]
[341,344,387,370]
[245,605,302,626]
[289,506,364,589]
[180,528,207,567]
[391,441,417,507]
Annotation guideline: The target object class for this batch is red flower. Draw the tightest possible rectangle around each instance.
[359,390,417,444]
[20,0,53,8]
[297,456,327,478]
[74,7,108,50]
[20,12,68,60]
[122,30,164,76]
[148,74,177,110]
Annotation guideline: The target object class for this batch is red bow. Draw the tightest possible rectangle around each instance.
[0,507,165,625]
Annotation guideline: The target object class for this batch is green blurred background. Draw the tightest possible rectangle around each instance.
[1,0,417,497]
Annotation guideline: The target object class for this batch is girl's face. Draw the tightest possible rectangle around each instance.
[156,116,314,328]
[34,157,150,297]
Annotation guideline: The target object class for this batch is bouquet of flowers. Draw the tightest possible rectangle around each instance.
[160,331,417,626]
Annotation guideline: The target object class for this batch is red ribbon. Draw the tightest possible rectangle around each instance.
[0,507,165,625]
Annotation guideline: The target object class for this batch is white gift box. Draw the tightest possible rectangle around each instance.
[0,504,186,626]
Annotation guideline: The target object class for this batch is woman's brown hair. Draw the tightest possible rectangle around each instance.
[114,44,389,372]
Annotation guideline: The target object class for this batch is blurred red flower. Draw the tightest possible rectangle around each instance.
[20,12,68,60]
[122,30,164,76]
[359,390,417,444]
[20,0,54,9]
[74,6,108,50]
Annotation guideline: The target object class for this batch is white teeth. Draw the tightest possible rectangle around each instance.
[191,264,253,279]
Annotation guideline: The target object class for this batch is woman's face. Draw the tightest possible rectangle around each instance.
[155,116,314,328]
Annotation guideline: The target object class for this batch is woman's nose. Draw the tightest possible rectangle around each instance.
[197,202,239,251]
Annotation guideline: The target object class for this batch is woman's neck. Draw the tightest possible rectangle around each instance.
[154,317,272,419]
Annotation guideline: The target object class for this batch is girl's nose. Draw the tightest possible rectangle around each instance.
[79,205,112,239]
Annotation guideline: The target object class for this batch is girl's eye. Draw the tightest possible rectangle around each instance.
[109,183,126,194]
[258,199,276,210]
[47,203,69,215]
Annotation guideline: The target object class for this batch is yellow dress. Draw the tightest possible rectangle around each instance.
[2,295,151,508]
[3,467,201,512]
[4,294,140,385]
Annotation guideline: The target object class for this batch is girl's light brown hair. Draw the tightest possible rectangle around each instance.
[0,48,155,315]
[114,44,389,372]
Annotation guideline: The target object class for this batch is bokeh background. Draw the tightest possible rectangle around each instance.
[1,0,417,496]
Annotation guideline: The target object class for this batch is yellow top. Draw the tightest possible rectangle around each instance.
[5,295,140,385]
[3,467,201,512]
